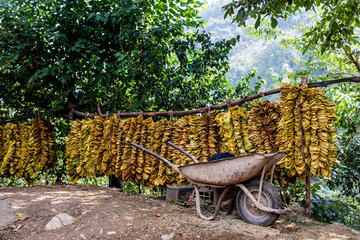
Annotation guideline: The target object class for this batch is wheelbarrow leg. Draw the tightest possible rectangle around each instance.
[194,185,230,220]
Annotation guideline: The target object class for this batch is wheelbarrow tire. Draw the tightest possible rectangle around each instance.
[236,179,282,226]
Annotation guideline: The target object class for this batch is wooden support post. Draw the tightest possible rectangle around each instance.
[300,76,311,217]
[108,175,122,189]
[301,76,308,86]
[138,183,142,195]
[305,172,311,217]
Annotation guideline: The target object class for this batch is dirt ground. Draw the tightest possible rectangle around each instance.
[0,184,359,240]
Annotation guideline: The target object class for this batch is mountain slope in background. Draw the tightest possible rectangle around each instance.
[200,1,307,89]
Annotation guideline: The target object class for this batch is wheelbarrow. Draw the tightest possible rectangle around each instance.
[131,141,300,226]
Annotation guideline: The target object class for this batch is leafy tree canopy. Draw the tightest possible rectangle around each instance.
[0,0,238,120]
[223,0,360,54]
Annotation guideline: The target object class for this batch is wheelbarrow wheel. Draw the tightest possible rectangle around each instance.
[236,179,282,226]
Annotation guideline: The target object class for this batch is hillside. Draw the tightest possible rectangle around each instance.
[199,0,307,89]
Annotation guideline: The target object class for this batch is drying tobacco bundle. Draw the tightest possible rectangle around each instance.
[0,119,57,184]
[215,106,253,156]
[276,84,337,187]
[249,101,281,153]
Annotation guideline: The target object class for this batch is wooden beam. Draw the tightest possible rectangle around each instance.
[1,76,359,123]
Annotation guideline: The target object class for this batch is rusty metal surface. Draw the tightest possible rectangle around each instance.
[179,152,287,186]
[132,141,287,187]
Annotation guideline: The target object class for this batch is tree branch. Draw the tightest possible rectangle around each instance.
[96,103,103,115]
[343,49,360,72]
[306,76,360,88]
[0,115,36,124]
[0,99,92,124]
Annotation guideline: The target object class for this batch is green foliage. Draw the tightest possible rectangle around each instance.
[223,0,360,54]
[199,2,306,89]
[121,181,164,196]
[245,19,281,41]
[276,178,321,207]
[0,0,238,120]
[0,177,27,187]
[329,134,360,197]
[0,0,243,191]
[76,177,109,186]
[277,178,360,231]
[234,70,264,99]
[329,84,360,134]
[312,185,360,230]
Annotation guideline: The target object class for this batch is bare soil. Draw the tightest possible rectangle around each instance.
[0,184,359,240]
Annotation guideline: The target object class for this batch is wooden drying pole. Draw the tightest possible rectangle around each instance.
[70,76,360,119]
[1,76,360,123]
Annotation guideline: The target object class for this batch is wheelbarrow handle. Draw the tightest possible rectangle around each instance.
[166,141,199,163]
[131,142,182,175]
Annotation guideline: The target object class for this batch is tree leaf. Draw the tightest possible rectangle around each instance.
[270,17,278,28]
[255,15,261,29]
[344,45,351,53]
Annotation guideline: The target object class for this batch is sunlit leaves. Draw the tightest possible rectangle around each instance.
[222,0,360,55]
[0,0,238,120]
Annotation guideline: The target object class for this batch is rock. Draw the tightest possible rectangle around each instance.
[161,232,175,240]
[45,216,63,230]
[0,199,16,229]
[45,213,75,230]
[99,228,103,235]
[107,231,117,235]
[127,223,133,227]
[57,213,75,226]
[79,234,86,239]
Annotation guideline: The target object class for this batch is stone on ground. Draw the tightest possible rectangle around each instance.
[45,213,75,230]
[0,199,16,229]
[161,232,175,240]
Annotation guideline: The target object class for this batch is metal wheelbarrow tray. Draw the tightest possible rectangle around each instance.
[179,152,285,187]
[131,141,303,226]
